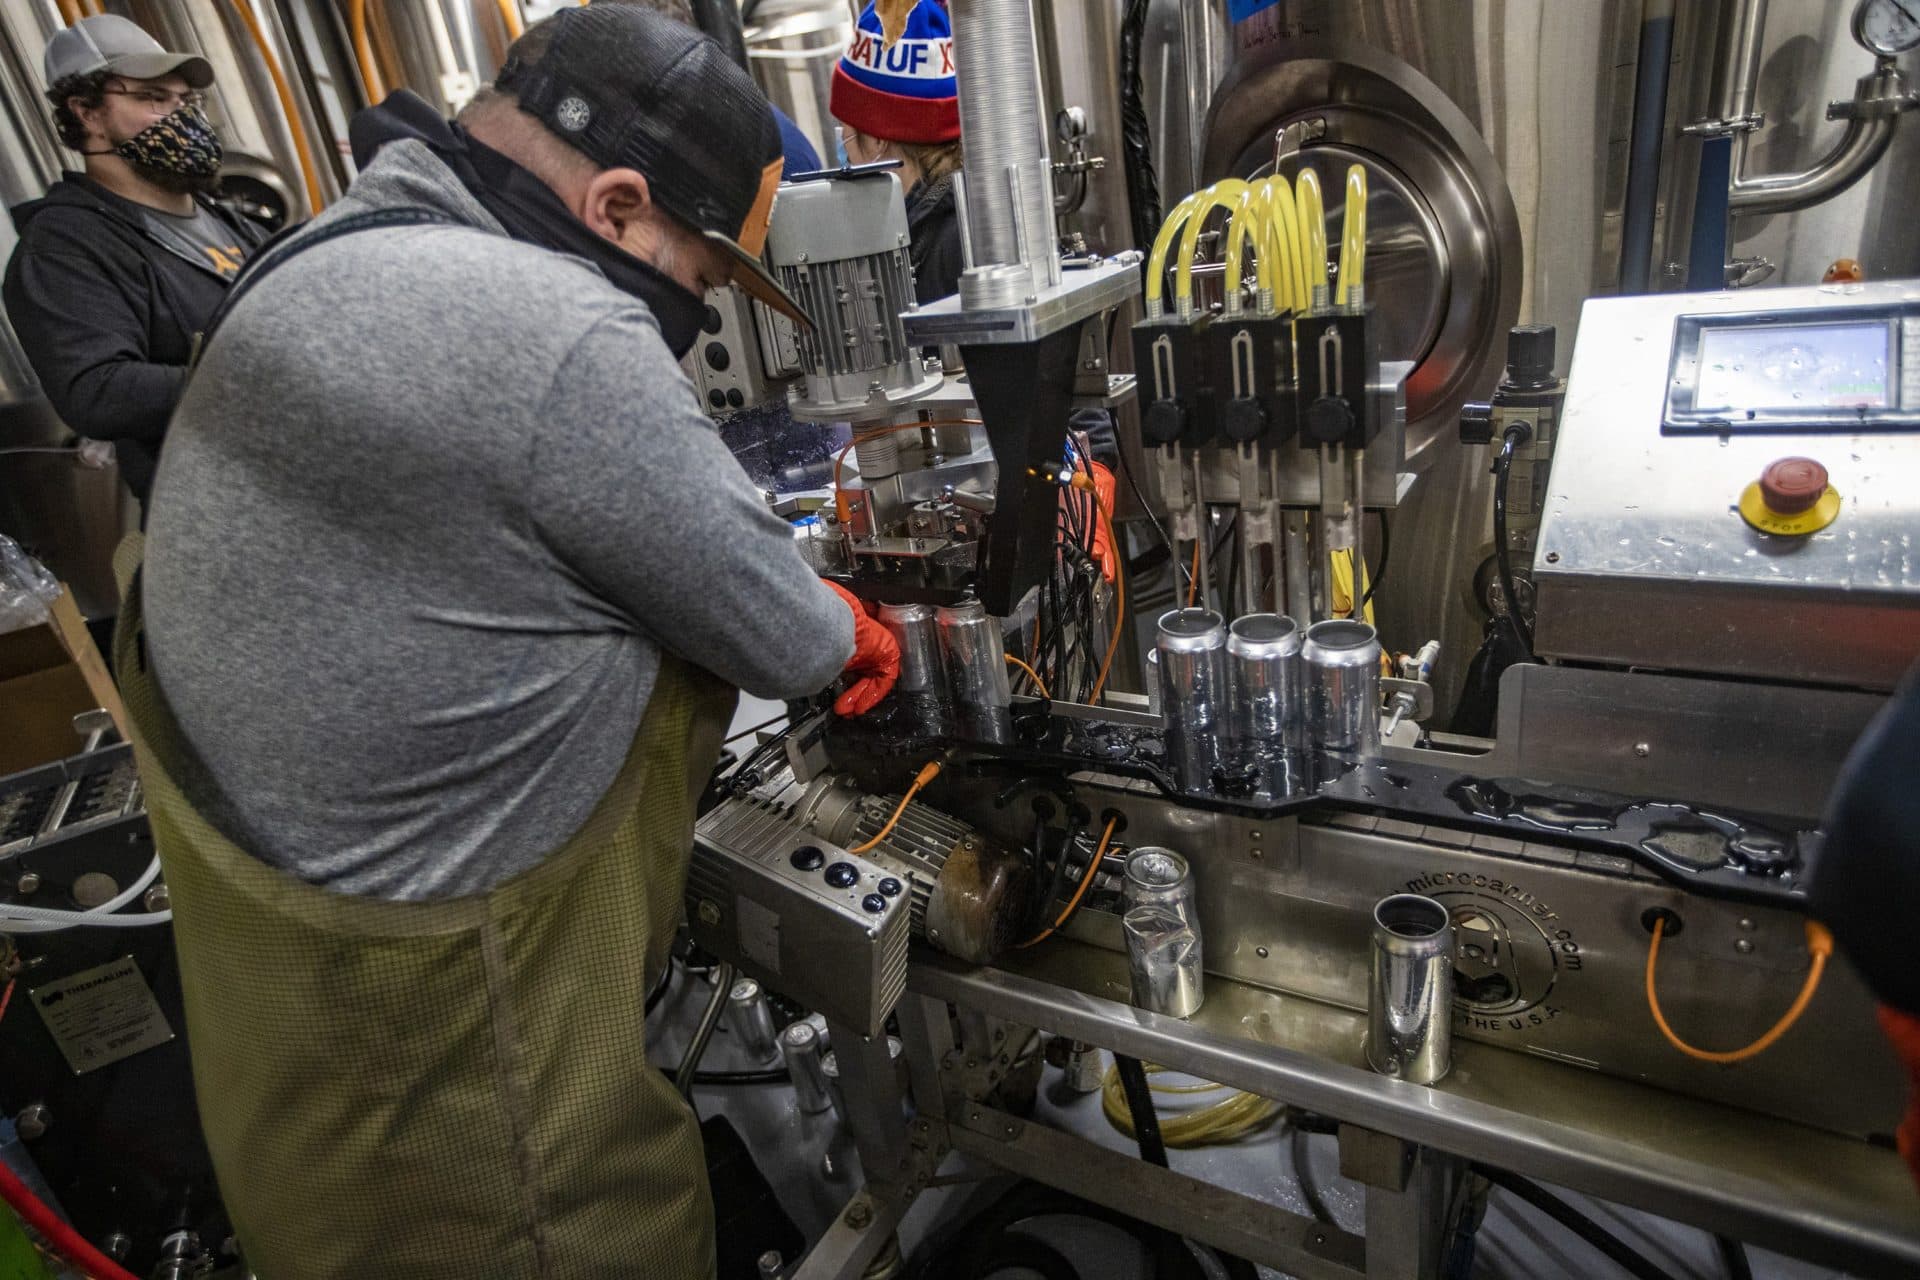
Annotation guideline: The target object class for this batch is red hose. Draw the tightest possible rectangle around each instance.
[0,1159,140,1280]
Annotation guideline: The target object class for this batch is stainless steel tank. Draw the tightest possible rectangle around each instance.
[744,0,854,167]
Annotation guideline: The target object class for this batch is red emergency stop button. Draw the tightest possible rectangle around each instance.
[1759,457,1829,515]
[1738,456,1841,536]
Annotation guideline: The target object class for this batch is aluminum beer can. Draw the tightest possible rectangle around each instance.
[878,602,943,696]
[1121,847,1204,1018]
[1227,613,1303,751]
[1365,894,1456,1084]
[1301,618,1382,753]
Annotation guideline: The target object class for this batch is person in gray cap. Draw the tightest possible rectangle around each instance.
[2,15,267,509]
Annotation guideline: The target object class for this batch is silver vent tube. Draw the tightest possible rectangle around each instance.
[950,0,1061,301]
[1364,894,1455,1084]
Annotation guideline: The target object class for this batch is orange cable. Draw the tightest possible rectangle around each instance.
[832,419,982,523]
[1185,539,1201,607]
[1005,653,1050,699]
[222,0,324,214]
[1646,918,1832,1064]
[495,0,525,39]
[348,0,387,102]
[55,0,83,26]
[1020,817,1119,947]
[848,761,942,855]
[1081,482,1125,704]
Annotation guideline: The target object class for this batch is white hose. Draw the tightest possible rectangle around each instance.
[0,854,172,933]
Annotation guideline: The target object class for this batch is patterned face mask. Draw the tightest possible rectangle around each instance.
[112,104,223,178]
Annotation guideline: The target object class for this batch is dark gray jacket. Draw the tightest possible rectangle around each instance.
[142,138,851,900]
[3,175,267,501]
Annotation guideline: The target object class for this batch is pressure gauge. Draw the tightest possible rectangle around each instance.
[1853,0,1920,57]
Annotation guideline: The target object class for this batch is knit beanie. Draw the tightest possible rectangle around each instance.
[829,0,959,145]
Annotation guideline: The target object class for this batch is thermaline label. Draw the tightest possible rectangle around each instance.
[29,955,175,1075]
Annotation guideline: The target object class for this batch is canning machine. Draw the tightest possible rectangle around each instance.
[684,3,1920,1276]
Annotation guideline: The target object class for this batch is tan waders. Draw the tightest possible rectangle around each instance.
[118,585,737,1278]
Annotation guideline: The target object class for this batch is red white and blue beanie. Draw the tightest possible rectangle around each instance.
[830,1,959,146]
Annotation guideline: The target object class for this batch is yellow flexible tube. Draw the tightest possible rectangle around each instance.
[1295,167,1327,301]
[1101,1063,1284,1148]
[495,0,525,39]
[349,0,387,102]
[1174,178,1250,310]
[1261,175,1304,313]
[222,0,325,215]
[1144,192,1205,313]
[1338,163,1368,306]
[1223,187,1274,309]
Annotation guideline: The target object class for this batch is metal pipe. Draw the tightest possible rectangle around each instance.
[1729,109,1897,214]
[675,961,737,1098]
[1619,0,1674,293]
[1711,0,1768,130]
[950,0,1060,298]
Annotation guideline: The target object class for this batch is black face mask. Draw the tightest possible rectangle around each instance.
[454,127,706,359]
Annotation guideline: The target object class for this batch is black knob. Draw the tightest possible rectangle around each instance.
[1459,401,1494,445]
[877,877,903,897]
[725,388,745,408]
[824,861,859,888]
[1504,324,1556,389]
[1142,399,1185,446]
[860,893,888,914]
[704,342,731,372]
[702,304,724,335]
[1304,395,1354,445]
[789,845,825,871]
[1221,397,1266,444]
[707,389,727,410]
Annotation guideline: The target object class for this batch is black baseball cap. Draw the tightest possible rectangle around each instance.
[495,5,805,326]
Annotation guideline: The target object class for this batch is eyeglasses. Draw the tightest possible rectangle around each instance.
[104,85,205,112]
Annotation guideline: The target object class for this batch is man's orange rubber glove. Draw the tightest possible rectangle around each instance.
[1059,460,1119,583]
[824,580,899,717]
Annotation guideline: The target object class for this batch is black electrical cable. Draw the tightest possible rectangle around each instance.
[1112,1053,1169,1167]
[1716,1235,1754,1280]
[1114,442,1187,600]
[644,956,675,1016]
[724,713,786,746]
[1118,0,1163,257]
[1477,1166,1681,1280]
[1491,428,1535,655]
[1360,511,1391,609]
[691,1068,789,1086]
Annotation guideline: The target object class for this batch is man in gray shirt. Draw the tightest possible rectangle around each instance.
[129,8,895,1274]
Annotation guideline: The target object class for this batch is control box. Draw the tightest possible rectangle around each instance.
[686,797,910,1037]
[1532,280,1920,689]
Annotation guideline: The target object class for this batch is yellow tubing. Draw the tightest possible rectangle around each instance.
[222,0,325,215]
[1261,175,1304,313]
[1145,191,1205,312]
[1338,162,1368,306]
[1223,187,1274,309]
[1175,178,1249,309]
[1295,167,1327,299]
[495,0,525,39]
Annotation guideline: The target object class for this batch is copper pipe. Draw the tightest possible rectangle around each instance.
[220,0,324,214]
[348,0,386,101]
[55,0,85,27]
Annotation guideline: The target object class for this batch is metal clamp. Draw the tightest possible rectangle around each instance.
[1682,112,1765,138]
